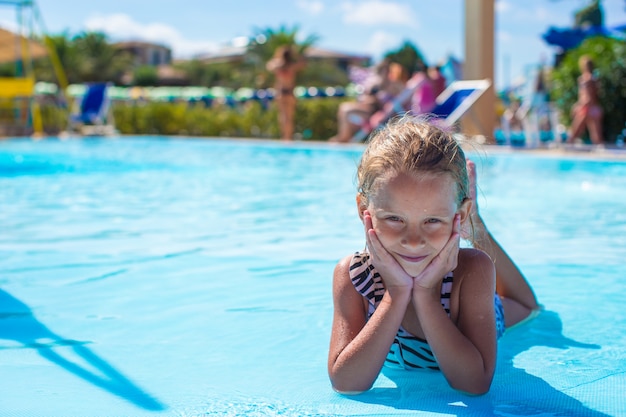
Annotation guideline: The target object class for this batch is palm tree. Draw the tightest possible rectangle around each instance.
[384,40,428,75]
[246,24,318,87]
[72,31,133,83]
[247,24,318,63]
[34,32,80,84]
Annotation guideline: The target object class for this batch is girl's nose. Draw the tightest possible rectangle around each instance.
[401,229,424,248]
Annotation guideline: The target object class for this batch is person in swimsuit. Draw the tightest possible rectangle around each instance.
[566,55,603,145]
[328,116,540,395]
[266,45,305,140]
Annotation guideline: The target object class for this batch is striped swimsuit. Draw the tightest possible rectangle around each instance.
[349,251,505,371]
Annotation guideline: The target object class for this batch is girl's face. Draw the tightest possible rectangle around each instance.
[359,171,469,277]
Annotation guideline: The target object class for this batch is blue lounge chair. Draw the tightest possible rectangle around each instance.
[428,79,491,128]
[69,82,116,135]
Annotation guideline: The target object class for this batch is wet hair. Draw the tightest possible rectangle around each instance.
[357,116,469,208]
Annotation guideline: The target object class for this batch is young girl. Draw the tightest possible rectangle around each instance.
[328,117,539,395]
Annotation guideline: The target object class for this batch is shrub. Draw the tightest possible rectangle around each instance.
[110,97,344,140]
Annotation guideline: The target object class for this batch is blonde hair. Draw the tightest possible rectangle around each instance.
[357,116,469,208]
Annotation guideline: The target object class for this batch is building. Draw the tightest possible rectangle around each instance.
[113,41,189,85]
[113,41,172,66]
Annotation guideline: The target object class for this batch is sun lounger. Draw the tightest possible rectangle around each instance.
[351,79,491,142]
[69,82,116,136]
[429,79,491,127]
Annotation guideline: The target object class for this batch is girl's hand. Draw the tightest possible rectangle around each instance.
[412,214,461,293]
[363,210,413,293]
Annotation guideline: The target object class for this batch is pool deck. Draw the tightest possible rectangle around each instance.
[468,142,626,161]
[4,133,626,161]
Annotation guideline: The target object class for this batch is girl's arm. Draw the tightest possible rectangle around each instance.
[412,248,497,394]
[327,255,411,394]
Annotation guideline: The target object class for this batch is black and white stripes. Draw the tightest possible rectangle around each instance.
[349,251,454,370]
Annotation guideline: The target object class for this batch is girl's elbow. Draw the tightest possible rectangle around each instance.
[329,375,373,395]
[331,385,368,396]
[450,378,492,396]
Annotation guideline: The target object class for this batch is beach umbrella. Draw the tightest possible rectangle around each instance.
[66,84,86,97]
[542,24,625,51]
[181,86,211,100]
[208,86,233,99]
[234,87,254,102]
[147,86,184,101]
[107,86,131,100]
[34,81,58,95]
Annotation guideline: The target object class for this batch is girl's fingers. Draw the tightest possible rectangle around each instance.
[363,210,373,231]
[435,214,461,271]
[445,215,461,270]
[453,213,461,238]
[363,210,373,250]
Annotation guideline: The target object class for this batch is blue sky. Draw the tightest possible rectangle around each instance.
[1,0,625,89]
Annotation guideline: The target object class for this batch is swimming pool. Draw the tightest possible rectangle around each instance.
[1,136,625,417]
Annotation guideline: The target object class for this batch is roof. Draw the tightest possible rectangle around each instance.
[0,28,48,64]
[113,41,171,52]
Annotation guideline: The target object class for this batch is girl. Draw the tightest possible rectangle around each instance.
[328,117,539,395]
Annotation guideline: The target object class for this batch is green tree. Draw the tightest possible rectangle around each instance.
[574,0,603,27]
[246,24,318,88]
[247,24,318,64]
[71,31,133,83]
[299,60,349,87]
[384,40,427,75]
[0,62,16,76]
[33,31,133,85]
[33,32,78,83]
[551,36,626,143]
[133,65,159,86]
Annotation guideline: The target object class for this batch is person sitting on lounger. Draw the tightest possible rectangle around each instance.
[329,61,407,143]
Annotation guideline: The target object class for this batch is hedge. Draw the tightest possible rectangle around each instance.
[111,97,343,140]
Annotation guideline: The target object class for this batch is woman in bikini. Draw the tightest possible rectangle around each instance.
[566,55,603,145]
[266,45,305,140]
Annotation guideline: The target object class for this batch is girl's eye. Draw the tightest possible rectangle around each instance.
[386,216,402,222]
[426,218,441,224]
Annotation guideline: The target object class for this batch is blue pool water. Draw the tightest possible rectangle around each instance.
[1,136,625,416]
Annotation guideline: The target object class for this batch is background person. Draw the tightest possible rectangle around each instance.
[266,45,305,140]
[428,65,447,99]
[566,55,603,145]
[330,61,407,143]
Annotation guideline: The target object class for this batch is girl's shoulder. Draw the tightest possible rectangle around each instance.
[458,247,491,261]
[455,248,495,283]
[335,253,353,271]
[334,253,360,279]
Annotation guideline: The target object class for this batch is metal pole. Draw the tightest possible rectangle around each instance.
[463,0,496,142]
